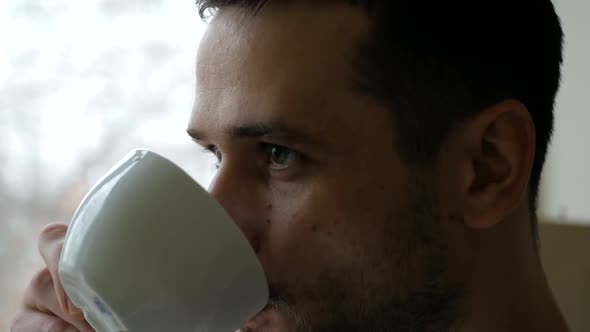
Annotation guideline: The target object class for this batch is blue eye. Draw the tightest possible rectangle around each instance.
[214,148,222,166]
[267,145,298,169]
[202,146,221,169]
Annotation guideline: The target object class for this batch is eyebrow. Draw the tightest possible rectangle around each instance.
[186,122,319,146]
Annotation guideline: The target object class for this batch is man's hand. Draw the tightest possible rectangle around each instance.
[11,223,95,332]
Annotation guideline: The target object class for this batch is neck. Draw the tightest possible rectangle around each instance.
[455,213,570,332]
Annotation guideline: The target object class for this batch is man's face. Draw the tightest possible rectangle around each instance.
[189,3,460,331]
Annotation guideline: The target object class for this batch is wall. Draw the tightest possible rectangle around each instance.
[540,222,590,332]
[539,0,590,224]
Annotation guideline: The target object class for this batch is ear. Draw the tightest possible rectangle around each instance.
[458,100,535,229]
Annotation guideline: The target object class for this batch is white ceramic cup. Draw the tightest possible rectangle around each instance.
[58,149,268,332]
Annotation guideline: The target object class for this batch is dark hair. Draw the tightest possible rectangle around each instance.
[195,0,564,243]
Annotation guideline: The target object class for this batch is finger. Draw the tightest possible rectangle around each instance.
[24,268,95,332]
[37,223,81,317]
[11,309,79,332]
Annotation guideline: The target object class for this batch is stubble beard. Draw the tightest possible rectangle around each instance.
[245,179,464,332]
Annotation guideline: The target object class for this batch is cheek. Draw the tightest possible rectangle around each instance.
[259,183,344,279]
[259,178,392,281]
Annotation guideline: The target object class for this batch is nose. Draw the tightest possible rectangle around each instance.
[208,163,265,253]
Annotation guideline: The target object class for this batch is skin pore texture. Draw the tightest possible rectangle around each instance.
[187,2,570,332]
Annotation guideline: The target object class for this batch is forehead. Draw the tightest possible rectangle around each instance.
[189,2,383,143]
